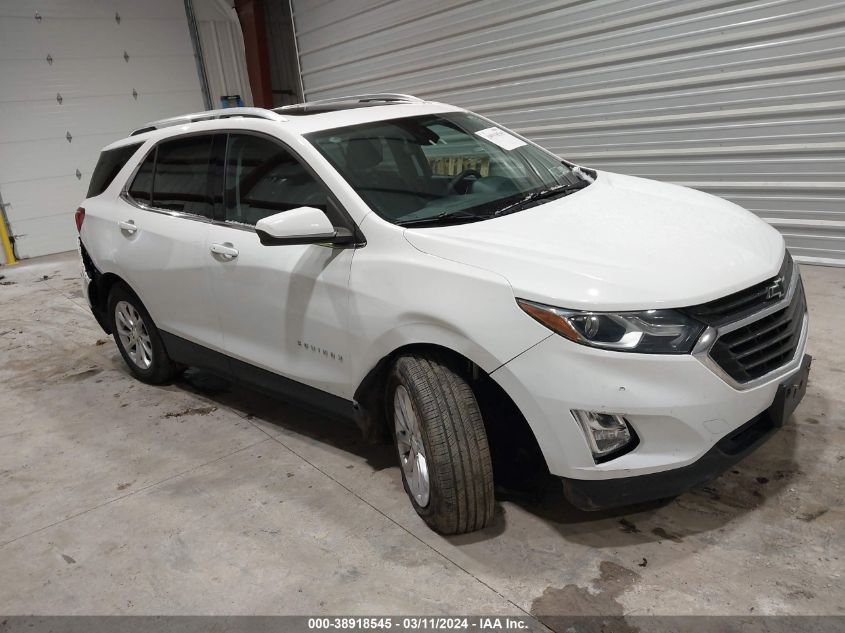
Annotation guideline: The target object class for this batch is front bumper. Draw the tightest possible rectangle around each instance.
[560,354,810,509]
[490,315,809,484]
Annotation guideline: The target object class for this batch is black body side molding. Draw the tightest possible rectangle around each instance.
[159,332,356,423]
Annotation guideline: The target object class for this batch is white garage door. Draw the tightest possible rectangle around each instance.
[0,0,205,259]
[290,0,845,266]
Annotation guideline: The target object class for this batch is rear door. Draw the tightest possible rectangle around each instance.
[205,132,354,399]
[115,133,224,351]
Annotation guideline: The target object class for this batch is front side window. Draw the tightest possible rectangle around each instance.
[305,112,585,226]
[224,134,327,226]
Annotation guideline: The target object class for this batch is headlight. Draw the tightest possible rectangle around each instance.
[517,299,706,354]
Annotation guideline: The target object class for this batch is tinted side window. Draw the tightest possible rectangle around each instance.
[225,134,327,226]
[88,143,143,198]
[128,148,155,204]
[152,136,215,217]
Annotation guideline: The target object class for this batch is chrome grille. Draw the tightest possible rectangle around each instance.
[683,253,794,327]
[708,278,806,383]
[691,252,806,385]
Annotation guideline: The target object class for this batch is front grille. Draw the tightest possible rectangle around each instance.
[684,253,794,327]
[708,277,806,383]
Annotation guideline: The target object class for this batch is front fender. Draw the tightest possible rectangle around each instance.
[347,228,550,392]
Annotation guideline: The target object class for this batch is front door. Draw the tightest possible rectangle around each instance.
[205,132,354,399]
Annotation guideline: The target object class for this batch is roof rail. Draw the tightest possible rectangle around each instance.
[130,107,286,136]
[274,93,424,111]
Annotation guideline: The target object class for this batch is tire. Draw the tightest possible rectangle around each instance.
[108,283,179,385]
[388,353,495,534]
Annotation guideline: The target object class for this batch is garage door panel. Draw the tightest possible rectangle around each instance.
[0,91,203,144]
[514,108,845,140]
[0,57,201,105]
[779,227,845,262]
[751,209,845,222]
[4,177,86,259]
[7,214,79,259]
[292,0,845,264]
[581,157,845,181]
[490,76,845,127]
[301,1,842,96]
[0,17,194,60]
[0,133,133,185]
[296,0,487,61]
[408,29,845,109]
[3,175,87,225]
[0,0,187,20]
[528,121,845,156]
[715,193,845,219]
[342,27,844,105]
[298,0,661,73]
[293,0,419,37]
[0,1,203,259]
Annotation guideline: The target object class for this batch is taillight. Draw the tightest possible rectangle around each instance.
[75,207,85,233]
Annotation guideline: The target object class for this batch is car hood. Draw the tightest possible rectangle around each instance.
[403,171,785,311]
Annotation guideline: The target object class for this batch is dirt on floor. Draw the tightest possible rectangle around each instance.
[0,252,842,622]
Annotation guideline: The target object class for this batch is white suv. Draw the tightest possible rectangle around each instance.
[77,94,810,534]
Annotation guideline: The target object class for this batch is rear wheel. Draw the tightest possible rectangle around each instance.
[388,354,495,534]
[108,284,179,384]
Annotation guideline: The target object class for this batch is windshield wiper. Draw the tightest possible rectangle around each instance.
[396,210,487,228]
[493,181,589,217]
[397,180,590,226]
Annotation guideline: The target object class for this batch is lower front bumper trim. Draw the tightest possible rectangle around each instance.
[561,414,776,510]
[560,355,810,511]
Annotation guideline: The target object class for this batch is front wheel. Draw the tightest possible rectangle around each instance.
[388,354,495,534]
[108,284,179,384]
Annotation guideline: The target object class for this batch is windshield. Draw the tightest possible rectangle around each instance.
[305,112,586,226]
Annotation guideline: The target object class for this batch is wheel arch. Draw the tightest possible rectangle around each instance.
[86,267,143,335]
[353,342,550,484]
[94,272,134,332]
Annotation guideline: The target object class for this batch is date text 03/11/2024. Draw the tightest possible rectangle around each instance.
[306,617,530,630]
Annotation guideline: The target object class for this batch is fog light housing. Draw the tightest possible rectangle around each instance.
[571,410,638,463]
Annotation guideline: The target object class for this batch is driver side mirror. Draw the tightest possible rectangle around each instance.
[255,207,354,246]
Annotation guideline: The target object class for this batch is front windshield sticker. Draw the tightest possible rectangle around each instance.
[475,127,527,151]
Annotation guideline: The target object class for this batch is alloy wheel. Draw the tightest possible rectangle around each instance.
[393,384,430,507]
[114,300,153,370]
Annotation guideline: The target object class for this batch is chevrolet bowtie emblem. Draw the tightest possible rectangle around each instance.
[765,276,786,300]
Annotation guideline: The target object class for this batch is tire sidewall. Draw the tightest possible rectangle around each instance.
[387,363,441,522]
[108,284,170,383]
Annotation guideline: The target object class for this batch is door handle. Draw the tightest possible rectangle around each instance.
[210,242,239,259]
[118,220,137,234]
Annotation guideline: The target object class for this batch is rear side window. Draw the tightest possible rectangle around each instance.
[128,149,155,204]
[152,136,215,218]
[87,143,142,198]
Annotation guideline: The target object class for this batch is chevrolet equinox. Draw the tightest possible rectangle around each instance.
[76,94,810,534]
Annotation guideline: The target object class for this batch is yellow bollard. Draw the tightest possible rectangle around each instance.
[0,212,17,266]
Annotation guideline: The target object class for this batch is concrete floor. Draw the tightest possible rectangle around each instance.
[0,251,842,618]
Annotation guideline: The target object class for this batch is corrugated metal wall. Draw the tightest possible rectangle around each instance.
[265,0,304,106]
[289,0,845,266]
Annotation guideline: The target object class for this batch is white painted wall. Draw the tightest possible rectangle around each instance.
[0,0,205,259]
[193,0,253,108]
